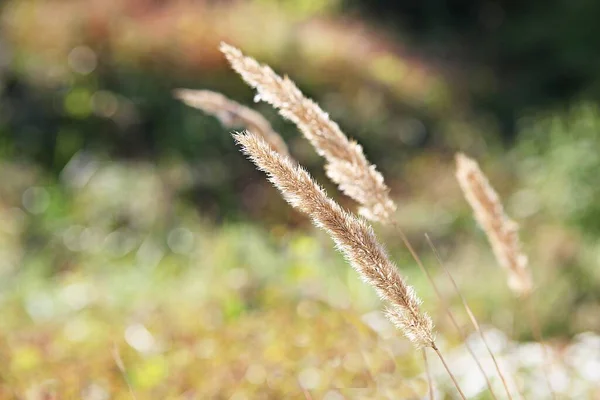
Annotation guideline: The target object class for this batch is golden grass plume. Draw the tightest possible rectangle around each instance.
[174,88,289,157]
[234,130,434,348]
[221,43,395,223]
[455,153,532,296]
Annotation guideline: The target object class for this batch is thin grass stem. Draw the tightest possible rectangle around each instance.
[432,343,467,400]
[347,315,378,387]
[112,343,137,400]
[391,223,499,400]
[425,233,521,400]
[301,388,313,400]
[382,346,427,398]
[423,348,435,400]
[525,293,556,400]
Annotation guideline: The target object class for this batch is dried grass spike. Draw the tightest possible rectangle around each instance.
[174,88,289,157]
[235,130,434,348]
[221,42,395,223]
[455,153,532,295]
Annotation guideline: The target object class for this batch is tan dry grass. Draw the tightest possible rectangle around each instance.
[455,153,532,296]
[174,88,289,157]
[455,153,557,398]
[219,44,498,399]
[221,43,396,223]
[234,130,434,349]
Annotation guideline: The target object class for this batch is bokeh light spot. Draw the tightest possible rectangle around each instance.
[68,46,97,75]
[64,88,92,118]
[22,186,50,214]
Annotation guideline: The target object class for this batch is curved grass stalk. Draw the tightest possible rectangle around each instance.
[425,233,522,400]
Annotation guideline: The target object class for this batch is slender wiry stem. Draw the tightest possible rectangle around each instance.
[112,343,137,400]
[347,316,377,387]
[432,343,467,400]
[392,223,499,400]
[301,388,313,400]
[525,293,556,400]
[425,233,520,400]
[423,348,435,400]
[382,345,428,398]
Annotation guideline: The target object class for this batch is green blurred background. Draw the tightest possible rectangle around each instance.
[1,0,599,398]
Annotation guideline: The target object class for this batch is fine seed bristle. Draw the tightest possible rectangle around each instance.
[221,42,396,223]
[234,130,434,348]
[455,153,532,296]
[174,88,289,157]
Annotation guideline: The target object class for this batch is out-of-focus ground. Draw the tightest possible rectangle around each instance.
[1,1,599,398]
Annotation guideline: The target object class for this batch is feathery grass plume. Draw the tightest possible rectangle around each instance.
[221,42,396,223]
[234,130,434,348]
[456,153,556,398]
[173,88,289,157]
[455,153,532,296]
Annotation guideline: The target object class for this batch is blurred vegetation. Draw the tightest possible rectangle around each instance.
[349,0,600,137]
[1,0,599,398]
